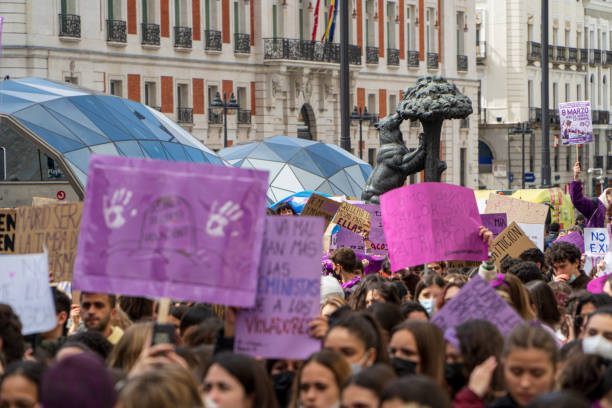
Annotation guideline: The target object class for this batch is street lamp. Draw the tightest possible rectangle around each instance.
[211,91,240,147]
[350,106,372,159]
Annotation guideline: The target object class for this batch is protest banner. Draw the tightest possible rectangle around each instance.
[480,213,507,238]
[0,251,56,335]
[558,101,593,145]
[484,193,548,225]
[14,202,82,282]
[73,155,268,307]
[235,216,323,359]
[32,197,59,206]
[432,275,524,339]
[587,273,611,294]
[555,231,585,253]
[333,202,371,238]
[334,204,387,255]
[300,193,341,229]
[518,223,545,251]
[0,209,16,254]
[380,183,488,271]
[584,228,609,275]
[489,222,537,269]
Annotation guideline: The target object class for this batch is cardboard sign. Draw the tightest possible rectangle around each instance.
[480,213,507,238]
[334,202,371,238]
[585,228,611,276]
[555,231,585,253]
[14,202,82,282]
[380,183,488,271]
[489,222,537,268]
[559,101,593,145]
[0,251,56,335]
[32,197,59,206]
[431,275,524,337]
[73,155,268,307]
[300,194,341,229]
[334,204,387,255]
[234,216,323,359]
[518,223,545,251]
[485,194,548,225]
[0,209,16,254]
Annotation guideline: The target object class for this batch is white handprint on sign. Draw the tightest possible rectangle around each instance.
[206,201,244,237]
[103,188,135,229]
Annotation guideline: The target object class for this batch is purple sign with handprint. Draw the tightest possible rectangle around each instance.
[73,155,268,307]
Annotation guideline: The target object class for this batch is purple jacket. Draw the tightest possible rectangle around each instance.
[570,180,606,227]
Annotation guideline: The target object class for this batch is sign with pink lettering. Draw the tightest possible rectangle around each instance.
[380,183,488,271]
[234,216,323,359]
[559,101,593,145]
[73,155,268,307]
[334,204,387,255]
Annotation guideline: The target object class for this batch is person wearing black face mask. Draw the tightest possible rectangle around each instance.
[267,359,301,408]
[444,361,468,396]
[391,356,418,377]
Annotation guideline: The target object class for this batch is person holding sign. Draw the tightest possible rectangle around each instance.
[571,162,612,228]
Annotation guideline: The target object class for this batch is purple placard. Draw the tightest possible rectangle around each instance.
[587,273,611,294]
[554,231,585,253]
[432,275,524,337]
[334,204,387,255]
[380,183,488,271]
[234,216,323,359]
[559,101,593,145]
[73,155,268,307]
[480,213,507,238]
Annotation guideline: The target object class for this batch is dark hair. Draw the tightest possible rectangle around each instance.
[391,321,445,386]
[414,273,445,301]
[509,261,545,284]
[558,354,609,401]
[525,391,589,408]
[119,296,154,322]
[549,222,561,233]
[81,292,117,308]
[170,305,189,321]
[576,295,612,335]
[382,259,392,275]
[205,352,278,408]
[341,363,396,397]
[439,282,465,310]
[1,360,46,389]
[456,319,505,393]
[330,247,359,272]
[399,301,429,320]
[0,303,25,365]
[291,350,351,407]
[179,305,217,336]
[520,248,547,268]
[347,275,387,310]
[546,241,582,265]
[559,340,583,364]
[526,281,562,328]
[51,287,71,333]
[274,202,295,215]
[365,281,401,305]
[327,312,390,364]
[504,324,558,367]
[182,318,224,347]
[366,302,403,337]
[500,257,522,274]
[576,214,586,222]
[380,375,451,408]
[65,331,113,360]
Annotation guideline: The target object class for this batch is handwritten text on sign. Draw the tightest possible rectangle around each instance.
[234,216,323,359]
[380,183,487,271]
[485,193,548,225]
[0,209,16,253]
[334,204,388,254]
[334,202,371,238]
[300,194,341,229]
[0,252,56,335]
[489,222,536,268]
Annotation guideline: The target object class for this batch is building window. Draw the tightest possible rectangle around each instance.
[406,5,416,50]
[460,147,466,186]
[108,0,122,20]
[478,141,493,174]
[110,79,123,97]
[365,0,375,47]
[61,0,77,14]
[368,148,376,166]
[388,94,397,113]
[387,1,396,48]
[565,83,570,103]
[65,76,78,85]
[236,86,247,108]
[144,81,157,107]
[577,84,582,100]
[175,0,188,26]
[367,93,377,115]
[208,85,219,108]
[426,8,432,52]
[456,11,465,55]
[142,0,157,24]
[205,0,218,30]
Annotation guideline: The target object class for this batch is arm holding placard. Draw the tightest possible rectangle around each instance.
[570,162,599,222]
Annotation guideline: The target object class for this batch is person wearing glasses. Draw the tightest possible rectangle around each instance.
[426,262,447,276]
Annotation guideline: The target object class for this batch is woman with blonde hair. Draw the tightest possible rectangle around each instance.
[108,322,153,372]
[490,273,536,321]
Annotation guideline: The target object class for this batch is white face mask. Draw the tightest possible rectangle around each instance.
[204,397,220,408]
[420,298,435,316]
[583,335,612,359]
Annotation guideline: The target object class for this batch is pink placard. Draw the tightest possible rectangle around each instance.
[588,273,612,294]
[380,183,488,271]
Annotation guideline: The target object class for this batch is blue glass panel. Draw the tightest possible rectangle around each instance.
[43,98,106,136]
[18,120,85,153]
[0,94,34,114]
[48,111,110,145]
[286,136,316,147]
[307,143,356,167]
[91,143,120,156]
[13,105,85,143]
[219,143,258,160]
[287,149,325,178]
[265,135,303,146]
[264,141,301,161]
[248,144,284,161]
[121,100,175,141]
[162,142,189,161]
[0,80,55,95]
[315,181,334,195]
[202,152,224,165]
[329,171,353,194]
[70,96,135,141]
[95,96,162,141]
[184,145,206,162]
[329,182,346,196]
[359,164,372,181]
[115,141,146,157]
[64,148,92,173]
[305,151,340,178]
[17,78,78,93]
[139,141,169,160]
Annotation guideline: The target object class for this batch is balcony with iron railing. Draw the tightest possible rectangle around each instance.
[141,23,160,45]
[174,26,192,48]
[263,38,361,64]
[547,45,553,60]
[205,30,222,51]
[527,41,541,61]
[477,41,486,63]
[580,48,589,64]
[58,14,81,38]
[106,20,127,43]
[366,46,379,64]
[407,50,419,67]
[529,107,542,123]
[595,155,604,169]
[554,46,566,62]
[208,108,223,125]
[234,33,251,54]
[237,109,252,124]
[427,53,439,69]
[387,48,399,66]
[605,51,612,67]
[568,47,577,64]
[177,107,193,123]
[590,49,602,65]
[457,54,468,71]
[593,110,610,125]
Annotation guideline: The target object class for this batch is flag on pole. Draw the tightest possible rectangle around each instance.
[322,0,336,41]
[312,0,322,41]
[328,0,339,42]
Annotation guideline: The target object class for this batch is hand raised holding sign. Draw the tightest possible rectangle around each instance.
[479,226,494,247]
[574,161,581,182]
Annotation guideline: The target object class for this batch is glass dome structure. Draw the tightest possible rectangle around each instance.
[0,78,224,196]
[219,135,373,204]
